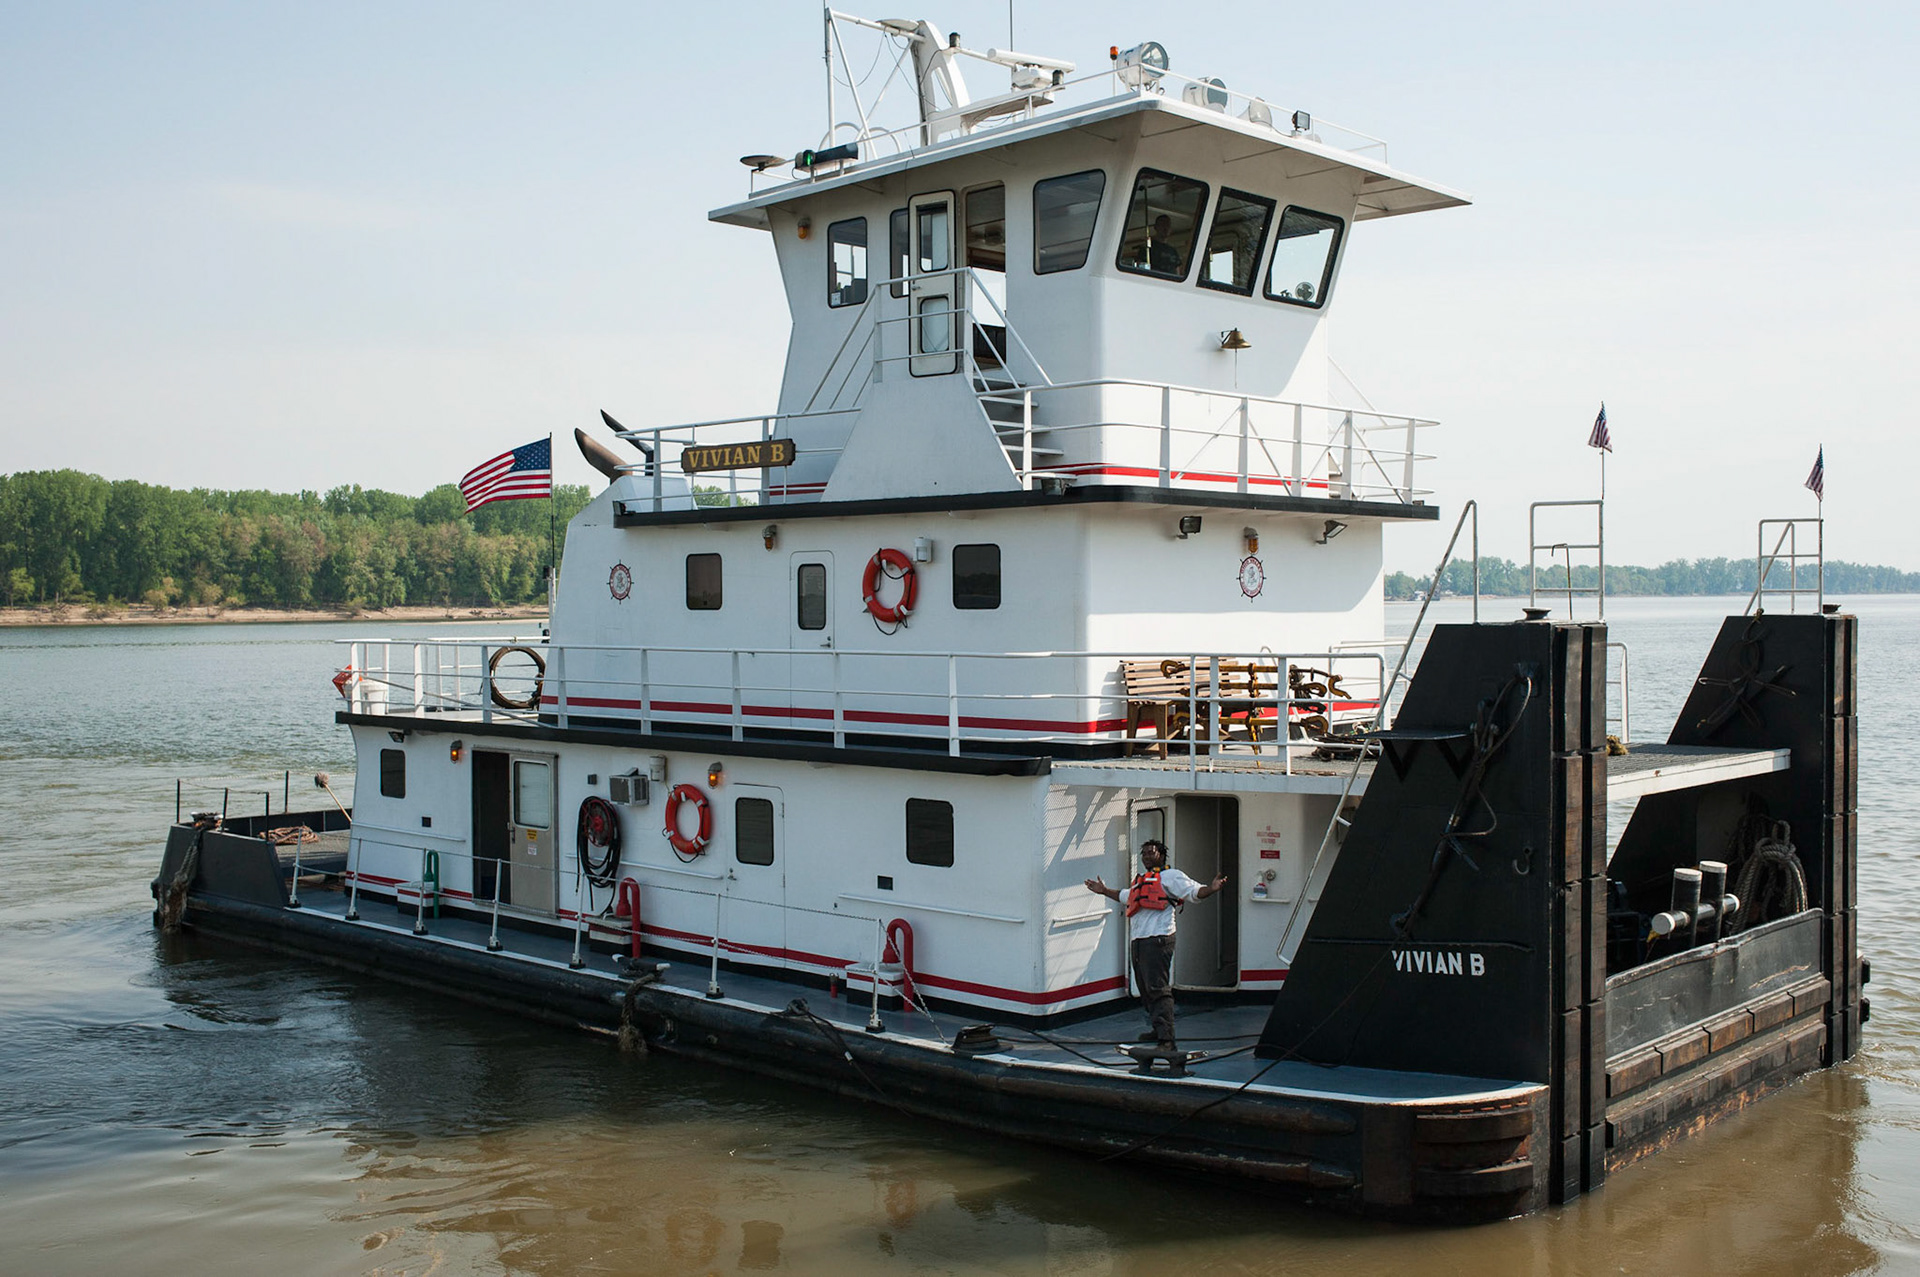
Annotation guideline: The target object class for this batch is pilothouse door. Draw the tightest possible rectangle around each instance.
[909,191,960,376]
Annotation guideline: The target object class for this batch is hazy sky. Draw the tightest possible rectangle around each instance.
[3,1,1915,571]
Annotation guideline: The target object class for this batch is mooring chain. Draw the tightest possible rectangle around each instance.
[1389,666,1536,939]
[1695,614,1795,735]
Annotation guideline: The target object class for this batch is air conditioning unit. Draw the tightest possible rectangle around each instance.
[610,771,650,806]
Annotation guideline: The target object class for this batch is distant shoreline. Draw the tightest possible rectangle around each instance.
[0,603,549,628]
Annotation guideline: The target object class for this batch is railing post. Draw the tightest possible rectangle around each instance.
[412,643,424,714]
[413,848,429,936]
[640,648,652,734]
[1022,390,1034,480]
[833,650,845,749]
[1237,397,1250,495]
[651,430,664,511]
[1159,385,1173,487]
[1340,411,1355,499]
[868,917,885,1032]
[707,891,725,999]
[553,645,569,729]
[487,859,504,951]
[480,644,494,725]
[287,828,304,908]
[344,832,362,921]
[569,860,587,970]
[1291,404,1305,497]
[1402,417,1418,499]
[731,650,744,741]
[948,655,961,757]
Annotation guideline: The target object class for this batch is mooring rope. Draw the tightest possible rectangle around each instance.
[1731,819,1809,930]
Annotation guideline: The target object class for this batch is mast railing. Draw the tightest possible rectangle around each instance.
[1747,518,1823,615]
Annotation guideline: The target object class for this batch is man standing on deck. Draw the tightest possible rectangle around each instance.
[1084,840,1227,1052]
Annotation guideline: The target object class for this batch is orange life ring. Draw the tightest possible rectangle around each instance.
[863,548,918,625]
[664,783,712,859]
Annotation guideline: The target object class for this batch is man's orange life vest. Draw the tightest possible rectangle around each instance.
[1125,869,1171,917]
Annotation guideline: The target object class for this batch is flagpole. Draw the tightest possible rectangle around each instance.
[547,432,557,614]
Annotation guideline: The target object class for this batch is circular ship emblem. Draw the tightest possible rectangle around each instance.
[608,562,633,601]
[1238,555,1266,598]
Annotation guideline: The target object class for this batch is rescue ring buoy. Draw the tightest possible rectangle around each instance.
[488,645,547,710]
[862,548,918,625]
[664,783,712,859]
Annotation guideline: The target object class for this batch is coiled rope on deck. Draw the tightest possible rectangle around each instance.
[1731,819,1809,930]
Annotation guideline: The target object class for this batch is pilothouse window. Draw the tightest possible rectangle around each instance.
[828,218,868,308]
[1117,169,1208,281]
[1264,207,1344,308]
[1199,189,1275,295]
[965,184,1005,272]
[1033,170,1105,274]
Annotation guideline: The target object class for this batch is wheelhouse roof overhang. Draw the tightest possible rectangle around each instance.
[708,93,1470,231]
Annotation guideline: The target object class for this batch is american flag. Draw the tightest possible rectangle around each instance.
[1587,403,1611,453]
[1805,447,1824,501]
[459,438,552,513]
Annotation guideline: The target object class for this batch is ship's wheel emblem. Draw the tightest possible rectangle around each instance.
[608,562,633,601]
[1238,555,1265,598]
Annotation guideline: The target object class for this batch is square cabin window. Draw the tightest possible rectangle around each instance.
[686,553,722,610]
[735,796,775,866]
[828,218,868,308]
[1033,170,1106,274]
[379,748,406,798]
[952,543,1001,610]
[1198,188,1276,295]
[965,184,1006,272]
[1116,169,1209,281]
[889,208,908,297]
[796,561,827,631]
[905,798,954,867]
[1264,207,1344,308]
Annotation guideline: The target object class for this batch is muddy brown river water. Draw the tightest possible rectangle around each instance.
[3,598,1916,1274]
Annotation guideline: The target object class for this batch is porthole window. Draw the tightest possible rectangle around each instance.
[1033,170,1106,274]
[1264,207,1344,308]
[952,544,1001,610]
[686,553,722,610]
[828,217,869,308]
[906,798,954,867]
[379,748,406,798]
[735,797,775,866]
[1116,169,1209,281]
[1198,189,1275,296]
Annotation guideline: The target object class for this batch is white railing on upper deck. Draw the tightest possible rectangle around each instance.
[338,637,1386,773]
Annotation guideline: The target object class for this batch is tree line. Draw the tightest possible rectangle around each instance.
[1384,556,1920,601]
[0,469,596,610]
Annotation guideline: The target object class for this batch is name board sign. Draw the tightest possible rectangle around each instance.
[680,439,796,474]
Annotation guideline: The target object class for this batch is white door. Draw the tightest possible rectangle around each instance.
[789,552,836,734]
[727,784,785,972]
[909,191,960,376]
[507,753,557,914]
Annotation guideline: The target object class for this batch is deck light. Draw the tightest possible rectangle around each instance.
[1316,519,1347,544]
[1116,41,1169,88]
[1243,527,1259,554]
[1177,515,1203,539]
[1219,328,1251,351]
[796,216,811,240]
[449,740,463,764]
[1292,110,1313,134]
[708,761,725,787]
[762,524,778,550]
[388,730,407,743]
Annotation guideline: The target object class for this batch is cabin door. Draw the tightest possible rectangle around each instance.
[789,552,835,732]
[726,784,786,971]
[1171,795,1240,989]
[908,190,960,376]
[506,753,558,915]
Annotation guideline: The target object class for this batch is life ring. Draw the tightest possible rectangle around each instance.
[664,783,712,859]
[862,548,918,625]
[488,645,547,710]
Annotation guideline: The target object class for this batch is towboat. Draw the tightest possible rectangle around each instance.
[153,11,1863,1221]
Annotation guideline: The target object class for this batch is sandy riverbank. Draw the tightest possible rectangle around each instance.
[0,604,549,628]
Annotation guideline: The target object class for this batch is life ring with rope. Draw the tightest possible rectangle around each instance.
[862,548,918,626]
[488,645,547,710]
[664,783,712,860]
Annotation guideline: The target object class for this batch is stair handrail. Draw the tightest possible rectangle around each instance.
[1275,498,1478,966]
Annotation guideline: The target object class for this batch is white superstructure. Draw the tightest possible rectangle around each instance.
[336,11,1469,1019]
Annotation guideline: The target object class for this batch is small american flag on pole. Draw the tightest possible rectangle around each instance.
[1805,446,1824,501]
[459,438,553,513]
[1587,403,1611,452]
